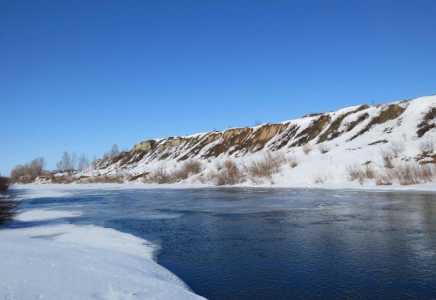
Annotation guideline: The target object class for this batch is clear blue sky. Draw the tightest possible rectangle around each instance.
[1,0,436,175]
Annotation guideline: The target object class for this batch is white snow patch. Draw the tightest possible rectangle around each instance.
[0,209,205,300]
[14,184,74,199]
[15,209,82,222]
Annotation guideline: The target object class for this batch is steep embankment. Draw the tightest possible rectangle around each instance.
[83,95,436,187]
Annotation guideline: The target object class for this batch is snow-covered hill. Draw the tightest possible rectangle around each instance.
[82,95,436,187]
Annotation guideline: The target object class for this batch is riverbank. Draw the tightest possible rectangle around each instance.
[13,181,436,201]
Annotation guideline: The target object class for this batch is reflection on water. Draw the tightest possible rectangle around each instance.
[21,188,436,299]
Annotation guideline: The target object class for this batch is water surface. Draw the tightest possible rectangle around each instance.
[20,188,436,299]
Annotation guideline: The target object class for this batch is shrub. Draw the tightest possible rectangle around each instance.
[313,173,327,184]
[208,160,245,186]
[364,164,376,179]
[380,149,394,169]
[375,174,393,186]
[345,163,376,185]
[144,164,173,184]
[10,157,46,183]
[0,177,18,226]
[419,140,435,155]
[375,163,435,185]
[302,143,312,155]
[346,163,363,181]
[244,152,287,179]
[172,159,202,181]
[318,144,331,154]
[51,175,75,184]
[289,155,298,168]
[389,163,435,185]
[0,177,10,193]
[80,174,125,184]
[389,140,405,158]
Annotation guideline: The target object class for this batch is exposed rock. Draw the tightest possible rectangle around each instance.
[291,115,331,146]
[368,140,389,146]
[132,140,156,152]
[348,104,407,141]
[318,105,369,143]
[417,108,436,137]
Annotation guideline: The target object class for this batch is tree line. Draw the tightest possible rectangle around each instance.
[10,144,120,182]
[10,157,46,182]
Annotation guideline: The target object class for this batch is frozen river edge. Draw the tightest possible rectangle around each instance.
[0,202,205,299]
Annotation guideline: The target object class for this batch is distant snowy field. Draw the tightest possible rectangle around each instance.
[0,203,205,299]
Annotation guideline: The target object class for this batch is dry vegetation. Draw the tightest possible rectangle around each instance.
[380,149,394,169]
[144,164,172,184]
[419,140,435,155]
[172,160,203,181]
[378,164,436,185]
[144,154,293,186]
[289,155,298,168]
[345,163,376,185]
[0,177,18,226]
[302,143,312,155]
[51,176,75,184]
[143,160,203,184]
[313,172,328,184]
[318,144,331,154]
[375,174,393,186]
[207,160,245,186]
[244,152,287,181]
[10,157,46,183]
[0,177,9,193]
[345,162,436,186]
[347,145,436,186]
[389,140,405,158]
[79,174,125,184]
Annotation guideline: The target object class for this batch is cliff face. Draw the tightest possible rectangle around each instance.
[88,95,436,186]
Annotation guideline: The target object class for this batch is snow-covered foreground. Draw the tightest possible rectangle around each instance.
[0,209,205,300]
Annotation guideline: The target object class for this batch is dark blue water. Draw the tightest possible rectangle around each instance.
[20,188,436,299]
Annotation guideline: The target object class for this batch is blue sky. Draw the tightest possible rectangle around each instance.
[1,0,436,175]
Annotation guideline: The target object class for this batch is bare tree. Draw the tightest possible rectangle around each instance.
[29,157,46,178]
[110,144,119,157]
[57,152,70,171]
[10,157,46,181]
[71,152,78,170]
[57,152,77,172]
[102,144,120,159]
[77,154,90,172]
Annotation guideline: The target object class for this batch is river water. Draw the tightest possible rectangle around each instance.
[21,188,436,299]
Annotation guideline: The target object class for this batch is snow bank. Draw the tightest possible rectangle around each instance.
[15,180,436,194]
[15,209,82,221]
[0,209,205,300]
[14,184,74,199]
